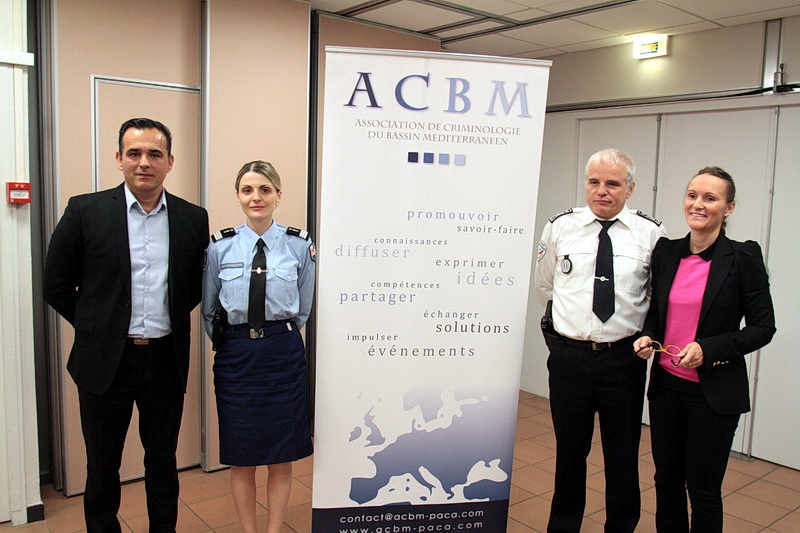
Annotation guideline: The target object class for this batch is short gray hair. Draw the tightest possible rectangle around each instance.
[585,148,635,187]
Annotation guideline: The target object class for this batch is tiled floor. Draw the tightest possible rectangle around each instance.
[3,390,799,532]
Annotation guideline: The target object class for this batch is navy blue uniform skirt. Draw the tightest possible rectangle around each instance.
[213,322,313,466]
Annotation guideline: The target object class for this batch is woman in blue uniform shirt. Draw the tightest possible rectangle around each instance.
[202,160,315,533]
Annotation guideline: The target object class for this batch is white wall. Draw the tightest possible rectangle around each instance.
[523,17,799,373]
[521,16,800,468]
[0,0,41,525]
[545,23,766,107]
[543,16,800,108]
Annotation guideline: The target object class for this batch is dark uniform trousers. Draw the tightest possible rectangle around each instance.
[77,335,184,533]
[547,342,647,533]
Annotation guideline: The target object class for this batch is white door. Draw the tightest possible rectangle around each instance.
[750,105,800,469]
[657,107,775,455]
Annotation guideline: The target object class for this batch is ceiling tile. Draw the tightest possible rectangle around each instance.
[557,35,631,52]
[434,20,508,38]
[630,21,719,37]
[504,8,552,21]
[442,34,544,55]
[536,0,614,13]
[659,0,800,20]
[309,0,370,13]
[572,0,703,34]
[511,48,567,59]
[444,0,544,16]
[309,0,800,59]
[716,7,800,26]
[500,19,617,47]
[354,1,474,32]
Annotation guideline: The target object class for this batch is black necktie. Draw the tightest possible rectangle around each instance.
[593,219,617,322]
[248,238,266,330]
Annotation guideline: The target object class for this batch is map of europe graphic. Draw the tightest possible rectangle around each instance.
[347,386,516,505]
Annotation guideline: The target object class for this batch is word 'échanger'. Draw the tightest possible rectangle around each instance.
[344,72,535,117]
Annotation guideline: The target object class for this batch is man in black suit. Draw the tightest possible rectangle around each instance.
[44,117,209,532]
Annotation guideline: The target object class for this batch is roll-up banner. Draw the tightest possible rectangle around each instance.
[313,47,550,533]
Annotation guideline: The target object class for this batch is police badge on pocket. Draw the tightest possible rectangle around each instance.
[560,255,572,274]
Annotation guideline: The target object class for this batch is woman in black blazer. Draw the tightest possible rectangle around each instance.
[633,167,775,533]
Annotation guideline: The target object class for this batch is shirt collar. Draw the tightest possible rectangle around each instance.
[580,203,631,228]
[679,233,718,261]
[240,220,280,251]
[124,183,167,214]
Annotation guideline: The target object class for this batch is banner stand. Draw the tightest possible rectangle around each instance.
[312,47,551,533]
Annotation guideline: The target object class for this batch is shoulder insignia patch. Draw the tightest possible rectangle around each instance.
[636,210,662,226]
[549,208,573,223]
[211,227,236,242]
[286,227,310,240]
[537,241,546,261]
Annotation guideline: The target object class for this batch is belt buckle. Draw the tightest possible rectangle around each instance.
[249,328,265,339]
[591,341,606,351]
[132,338,150,346]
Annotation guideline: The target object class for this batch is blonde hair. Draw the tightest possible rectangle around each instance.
[235,160,281,192]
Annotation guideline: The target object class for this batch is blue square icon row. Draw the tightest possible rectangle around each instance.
[408,152,466,166]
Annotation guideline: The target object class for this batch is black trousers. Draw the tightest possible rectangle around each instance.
[77,336,184,533]
[547,343,646,533]
[649,384,740,533]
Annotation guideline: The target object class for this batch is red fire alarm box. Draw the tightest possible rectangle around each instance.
[7,182,31,204]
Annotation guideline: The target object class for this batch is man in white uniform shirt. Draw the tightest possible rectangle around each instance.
[534,148,666,533]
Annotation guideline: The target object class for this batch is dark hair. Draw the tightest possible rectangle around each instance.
[235,160,281,192]
[118,118,173,156]
[695,166,735,202]
[692,166,736,233]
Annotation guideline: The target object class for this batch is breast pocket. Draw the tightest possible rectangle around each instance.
[554,241,595,289]
[272,267,299,305]
[614,244,651,294]
[218,265,245,308]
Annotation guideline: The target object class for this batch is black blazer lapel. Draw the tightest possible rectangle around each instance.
[111,184,132,301]
[698,236,734,328]
[166,190,179,313]
[656,238,684,328]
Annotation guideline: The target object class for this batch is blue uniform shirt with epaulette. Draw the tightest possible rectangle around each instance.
[202,221,316,336]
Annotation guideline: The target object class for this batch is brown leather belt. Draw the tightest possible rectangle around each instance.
[126,335,171,346]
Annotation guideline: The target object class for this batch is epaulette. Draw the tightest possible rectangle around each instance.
[211,227,236,242]
[286,227,311,240]
[548,208,573,223]
[635,210,662,226]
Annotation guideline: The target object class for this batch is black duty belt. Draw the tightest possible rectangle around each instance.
[223,320,293,340]
[550,334,637,351]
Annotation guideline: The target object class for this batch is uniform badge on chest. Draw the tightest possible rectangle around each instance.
[560,255,572,274]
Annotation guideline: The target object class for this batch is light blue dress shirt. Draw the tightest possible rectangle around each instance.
[202,221,315,336]
[124,185,171,338]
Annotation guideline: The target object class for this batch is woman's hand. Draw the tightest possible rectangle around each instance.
[675,341,704,368]
[633,336,653,359]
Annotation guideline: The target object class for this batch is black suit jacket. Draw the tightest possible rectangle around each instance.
[642,234,776,415]
[44,183,209,395]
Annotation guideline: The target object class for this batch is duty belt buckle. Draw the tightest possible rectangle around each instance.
[249,328,265,339]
